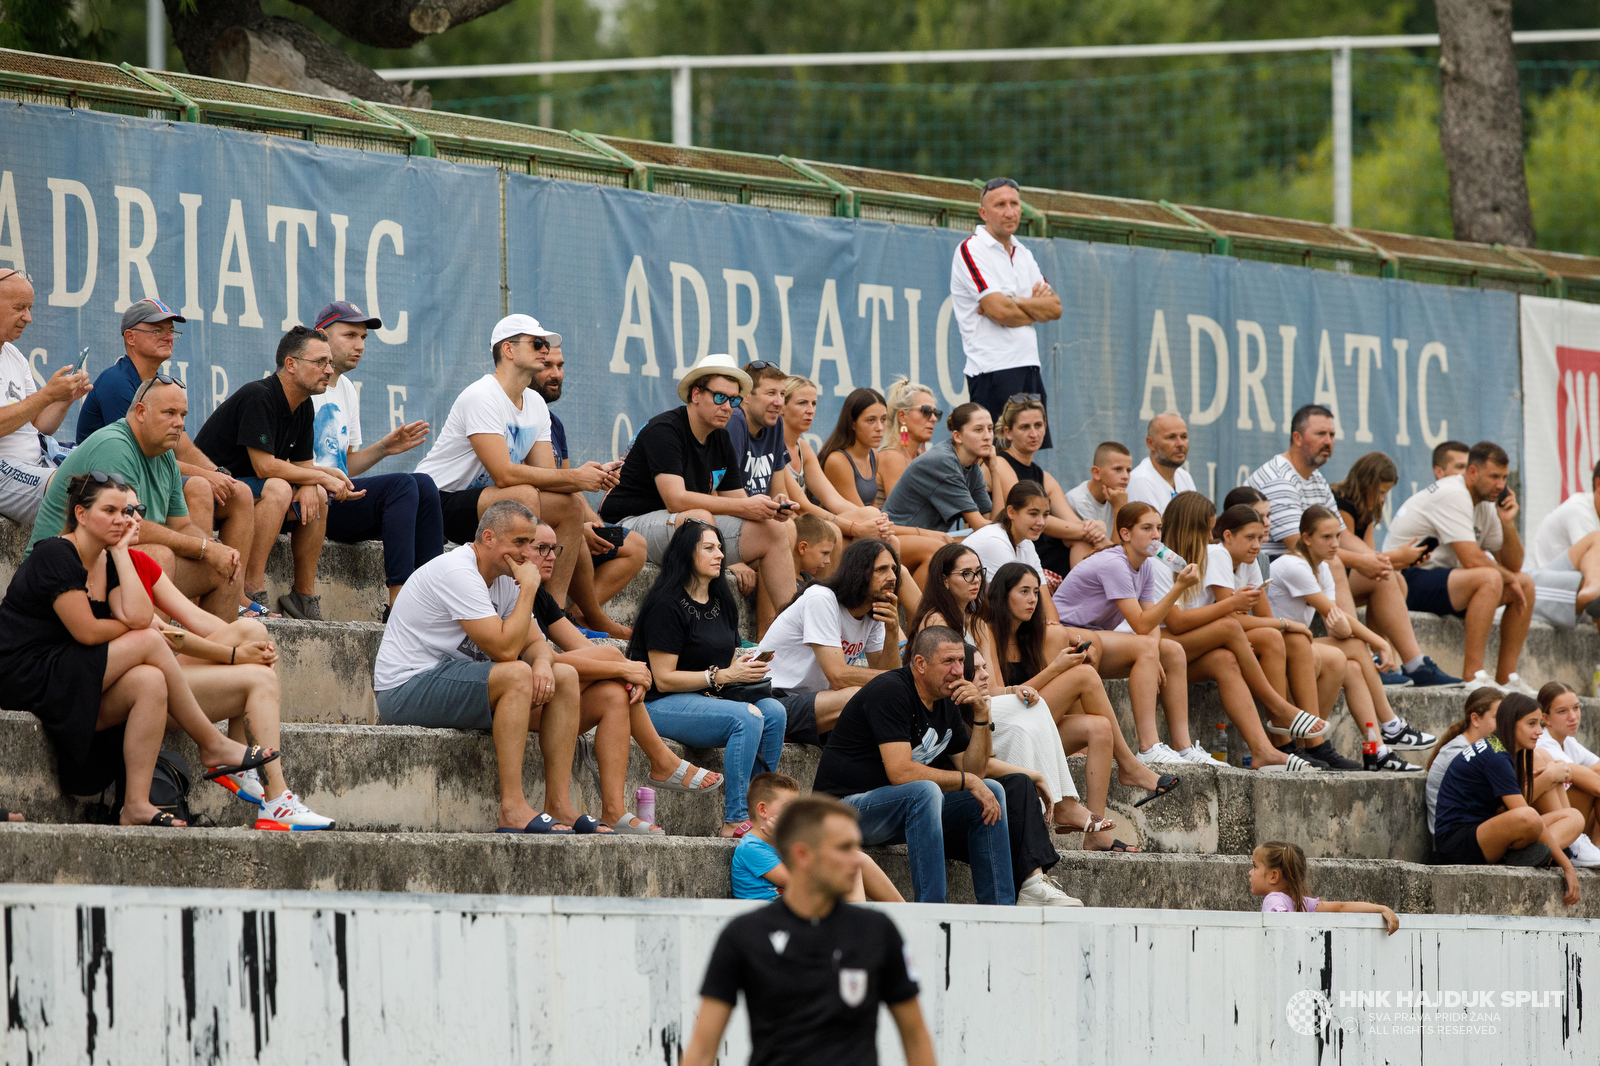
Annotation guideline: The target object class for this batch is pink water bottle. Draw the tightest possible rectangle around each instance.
[636,786,656,826]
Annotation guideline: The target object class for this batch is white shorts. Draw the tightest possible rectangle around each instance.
[0,457,53,526]
[1531,567,1584,629]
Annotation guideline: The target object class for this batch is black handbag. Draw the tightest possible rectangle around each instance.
[715,680,774,703]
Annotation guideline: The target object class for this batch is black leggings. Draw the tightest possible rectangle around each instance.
[943,772,1059,892]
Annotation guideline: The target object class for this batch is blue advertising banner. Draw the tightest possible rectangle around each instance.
[1,101,1518,507]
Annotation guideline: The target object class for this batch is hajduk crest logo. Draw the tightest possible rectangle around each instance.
[839,968,868,1007]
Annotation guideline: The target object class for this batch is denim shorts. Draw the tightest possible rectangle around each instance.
[375,658,494,729]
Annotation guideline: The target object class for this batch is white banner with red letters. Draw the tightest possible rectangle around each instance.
[1521,294,1600,537]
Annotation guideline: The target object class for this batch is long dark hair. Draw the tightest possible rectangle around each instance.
[817,387,886,469]
[1426,686,1503,770]
[1330,451,1398,534]
[998,480,1048,535]
[903,542,987,664]
[821,537,898,611]
[987,562,1045,679]
[626,520,737,663]
[62,471,129,534]
[1494,693,1542,800]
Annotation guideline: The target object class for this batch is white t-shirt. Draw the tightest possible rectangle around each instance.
[416,374,552,492]
[1203,543,1263,598]
[1125,457,1196,512]
[1265,553,1335,628]
[310,374,363,475]
[1526,492,1600,572]
[1065,480,1116,534]
[1536,731,1600,770]
[962,522,1042,583]
[0,341,46,468]
[756,584,884,694]
[1382,474,1503,571]
[1425,733,1472,836]
[949,225,1046,377]
[374,545,522,691]
[1148,548,1212,609]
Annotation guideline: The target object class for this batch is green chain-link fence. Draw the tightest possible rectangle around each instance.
[438,55,1600,255]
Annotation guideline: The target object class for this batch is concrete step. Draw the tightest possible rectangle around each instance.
[0,822,1594,918]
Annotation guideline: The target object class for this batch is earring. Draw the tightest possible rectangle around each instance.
[899,422,909,446]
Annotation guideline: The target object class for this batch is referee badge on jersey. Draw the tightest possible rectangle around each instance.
[838,968,868,1007]
[768,931,789,956]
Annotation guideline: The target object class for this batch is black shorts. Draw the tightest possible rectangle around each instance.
[776,690,826,747]
[439,487,487,546]
[1433,820,1487,865]
[1403,566,1463,618]
[966,366,1050,450]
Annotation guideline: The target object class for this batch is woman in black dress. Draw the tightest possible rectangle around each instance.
[0,471,275,826]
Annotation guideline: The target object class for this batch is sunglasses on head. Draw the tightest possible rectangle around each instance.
[69,469,130,498]
[981,177,1019,196]
[1007,393,1043,405]
[0,269,33,284]
[132,372,186,404]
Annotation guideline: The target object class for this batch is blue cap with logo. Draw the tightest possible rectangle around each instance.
[313,300,382,331]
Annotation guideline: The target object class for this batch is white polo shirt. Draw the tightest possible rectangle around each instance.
[950,225,1046,377]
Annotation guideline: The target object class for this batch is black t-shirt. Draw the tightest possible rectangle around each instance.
[999,451,1072,574]
[813,666,970,797]
[700,898,919,1066]
[194,374,314,477]
[0,537,121,645]
[600,407,745,521]
[1332,494,1371,540]
[633,589,739,700]
[531,586,567,638]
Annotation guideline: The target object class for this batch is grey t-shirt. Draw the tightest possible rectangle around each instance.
[1065,480,1116,534]
[883,438,992,530]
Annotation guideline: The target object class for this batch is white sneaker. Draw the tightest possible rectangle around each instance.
[1016,873,1083,907]
[1138,742,1187,765]
[1503,673,1539,698]
[1460,670,1499,694]
[1571,834,1600,869]
[255,791,335,831]
[1178,743,1216,765]
[212,767,265,808]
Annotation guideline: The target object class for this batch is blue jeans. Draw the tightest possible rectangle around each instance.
[645,693,786,823]
[326,473,445,587]
[842,779,1015,905]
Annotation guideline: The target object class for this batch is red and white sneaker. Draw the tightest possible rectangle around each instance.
[255,791,335,831]
[212,767,265,808]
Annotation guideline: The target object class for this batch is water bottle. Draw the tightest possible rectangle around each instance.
[1362,721,1381,771]
[636,786,656,826]
[1209,723,1229,764]
[1592,663,1600,699]
[1149,541,1187,574]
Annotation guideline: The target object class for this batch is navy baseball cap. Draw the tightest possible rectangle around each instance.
[120,298,185,331]
[313,300,382,331]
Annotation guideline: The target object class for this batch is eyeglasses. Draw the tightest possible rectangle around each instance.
[912,405,944,420]
[132,372,186,404]
[0,270,31,284]
[954,566,987,582]
[708,392,744,408]
[295,357,334,369]
[121,503,148,518]
[532,543,564,558]
[128,326,181,338]
[1007,393,1043,405]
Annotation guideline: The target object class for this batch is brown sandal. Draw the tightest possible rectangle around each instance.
[1055,815,1116,835]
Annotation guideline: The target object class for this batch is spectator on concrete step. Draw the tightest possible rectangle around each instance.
[1431,693,1583,905]
[29,377,244,622]
[1148,492,1332,769]
[1264,506,1435,773]
[1250,841,1399,934]
[985,562,1127,852]
[993,398,1108,576]
[1535,682,1600,865]
[951,177,1061,440]
[77,299,257,617]
[754,537,902,746]
[193,326,361,621]
[1329,451,1459,688]
[731,772,902,902]
[0,269,89,528]
[683,795,935,1066]
[1064,441,1132,569]
[524,517,723,835]
[1125,413,1195,512]
[883,402,1007,557]
[114,485,332,830]
[531,339,646,639]
[1432,440,1469,481]
[791,512,838,586]
[309,302,443,619]
[600,352,798,628]
[625,519,786,839]
[1425,687,1503,837]
[876,376,940,504]
[0,471,277,827]
[963,480,1062,619]
[1523,460,1600,628]
[373,500,588,834]
[416,314,619,630]
[1382,441,1537,696]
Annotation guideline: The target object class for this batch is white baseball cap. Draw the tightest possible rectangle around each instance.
[490,313,562,349]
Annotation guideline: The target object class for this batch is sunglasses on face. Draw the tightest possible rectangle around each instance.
[121,503,148,518]
[518,336,551,352]
[708,392,744,408]
[912,405,944,420]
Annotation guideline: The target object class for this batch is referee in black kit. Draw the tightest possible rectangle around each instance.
[682,795,937,1066]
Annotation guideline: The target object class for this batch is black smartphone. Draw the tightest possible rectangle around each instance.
[1498,487,1512,505]
[1416,535,1440,554]
[1073,638,1093,654]
[593,525,628,551]
[777,501,796,511]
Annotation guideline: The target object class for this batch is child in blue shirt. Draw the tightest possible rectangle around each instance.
[731,772,904,902]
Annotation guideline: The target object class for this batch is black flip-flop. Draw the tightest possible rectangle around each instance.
[148,811,187,828]
[495,813,573,835]
[202,745,281,781]
[1103,839,1140,853]
[569,814,614,835]
[1503,842,1551,867]
[1133,774,1181,808]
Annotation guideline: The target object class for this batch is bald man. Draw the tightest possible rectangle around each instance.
[1125,413,1196,512]
[0,269,91,526]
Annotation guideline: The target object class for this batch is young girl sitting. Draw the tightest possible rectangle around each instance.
[1536,682,1600,863]
[1250,840,1399,934]
[1266,505,1434,772]
[732,772,903,902]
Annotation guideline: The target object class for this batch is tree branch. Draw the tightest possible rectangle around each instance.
[296,0,517,51]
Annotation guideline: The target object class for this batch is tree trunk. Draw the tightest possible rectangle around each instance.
[301,0,517,51]
[1435,0,1535,247]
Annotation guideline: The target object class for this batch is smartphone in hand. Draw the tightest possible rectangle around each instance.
[75,347,90,373]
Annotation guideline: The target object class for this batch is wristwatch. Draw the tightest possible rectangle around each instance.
[971,719,994,731]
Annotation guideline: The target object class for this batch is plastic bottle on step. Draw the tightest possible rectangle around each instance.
[1210,722,1229,764]
[1362,721,1381,771]
[636,786,656,826]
